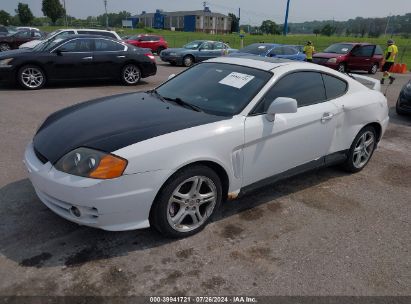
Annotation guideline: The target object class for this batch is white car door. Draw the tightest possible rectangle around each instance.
[242,71,340,187]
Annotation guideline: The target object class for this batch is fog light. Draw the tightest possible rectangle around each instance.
[70,206,81,218]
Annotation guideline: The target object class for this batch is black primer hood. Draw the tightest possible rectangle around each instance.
[33,92,226,164]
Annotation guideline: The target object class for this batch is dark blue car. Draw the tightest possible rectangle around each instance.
[229,43,306,61]
[160,40,237,67]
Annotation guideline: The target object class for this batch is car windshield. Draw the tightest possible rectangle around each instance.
[156,62,272,116]
[239,44,271,55]
[324,43,354,54]
[184,41,203,49]
[33,38,65,52]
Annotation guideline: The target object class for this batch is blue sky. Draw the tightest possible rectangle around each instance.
[2,0,410,25]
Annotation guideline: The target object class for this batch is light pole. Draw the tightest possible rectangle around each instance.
[62,0,68,27]
[104,0,108,28]
[283,0,291,36]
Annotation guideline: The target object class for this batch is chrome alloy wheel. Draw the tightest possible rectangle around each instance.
[0,43,10,51]
[352,131,375,169]
[20,67,44,89]
[123,65,141,84]
[167,176,217,233]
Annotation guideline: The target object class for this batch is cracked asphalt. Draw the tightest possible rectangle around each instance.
[0,59,410,296]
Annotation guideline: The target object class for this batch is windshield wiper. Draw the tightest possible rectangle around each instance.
[163,97,203,112]
[148,89,166,102]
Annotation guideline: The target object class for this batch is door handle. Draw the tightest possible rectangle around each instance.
[321,112,334,123]
[82,56,93,60]
[117,55,126,58]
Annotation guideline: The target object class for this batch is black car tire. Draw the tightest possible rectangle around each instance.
[337,63,346,73]
[0,42,10,52]
[156,47,165,55]
[17,65,46,90]
[396,97,407,115]
[369,63,378,74]
[342,126,377,173]
[183,55,194,67]
[121,64,141,85]
[150,165,222,238]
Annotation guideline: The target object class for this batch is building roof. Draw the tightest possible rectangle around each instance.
[134,10,229,18]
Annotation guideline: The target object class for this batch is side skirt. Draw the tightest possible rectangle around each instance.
[238,150,348,198]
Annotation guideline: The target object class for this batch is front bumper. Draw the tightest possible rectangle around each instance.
[24,143,170,231]
[160,54,183,65]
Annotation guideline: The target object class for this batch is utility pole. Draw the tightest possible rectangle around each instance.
[104,0,108,28]
[62,0,68,27]
[384,13,391,36]
[283,0,291,36]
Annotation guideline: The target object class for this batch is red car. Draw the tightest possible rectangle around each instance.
[0,29,45,51]
[312,43,384,74]
[124,34,168,54]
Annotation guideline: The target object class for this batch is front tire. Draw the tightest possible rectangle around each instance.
[150,165,222,238]
[121,64,141,85]
[183,55,194,67]
[0,43,10,52]
[17,65,46,90]
[342,126,377,173]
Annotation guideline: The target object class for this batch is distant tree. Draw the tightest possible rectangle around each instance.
[228,13,239,32]
[313,28,320,36]
[0,10,11,25]
[42,0,65,25]
[345,29,351,36]
[320,24,336,36]
[260,20,280,34]
[96,11,132,27]
[15,2,34,25]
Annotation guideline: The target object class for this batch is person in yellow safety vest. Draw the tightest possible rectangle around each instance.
[303,41,315,62]
[381,39,398,85]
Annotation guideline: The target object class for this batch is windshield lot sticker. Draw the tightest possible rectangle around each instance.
[341,48,349,52]
[219,72,255,89]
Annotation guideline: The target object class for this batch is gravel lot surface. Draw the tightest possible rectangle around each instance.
[0,58,410,296]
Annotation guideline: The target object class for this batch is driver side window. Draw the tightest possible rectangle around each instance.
[252,71,327,114]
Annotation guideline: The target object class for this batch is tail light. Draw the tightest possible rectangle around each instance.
[145,53,155,61]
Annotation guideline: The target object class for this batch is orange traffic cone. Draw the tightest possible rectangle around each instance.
[400,64,407,74]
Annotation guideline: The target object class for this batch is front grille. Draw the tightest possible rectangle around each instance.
[33,147,48,164]
[312,57,329,64]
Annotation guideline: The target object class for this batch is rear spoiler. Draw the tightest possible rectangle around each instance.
[350,74,381,92]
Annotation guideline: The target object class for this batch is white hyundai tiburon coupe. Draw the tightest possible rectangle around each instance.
[24,57,389,237]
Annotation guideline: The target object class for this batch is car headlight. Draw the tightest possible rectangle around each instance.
[0,58,13,65]
[55,147,127,179]
[327,58,337,64]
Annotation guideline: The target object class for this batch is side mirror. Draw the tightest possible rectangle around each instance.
[55,49,63,56]
[265,97,298,122]
[168,74,176,80]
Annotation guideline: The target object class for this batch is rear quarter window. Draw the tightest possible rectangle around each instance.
[322,74,347,99]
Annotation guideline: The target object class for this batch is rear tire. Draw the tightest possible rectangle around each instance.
[150,165,222,238]
[342,126,377,173]
[17,65,46,90]
[369,63,378,74]
[156,47,165,55]
[337,63,346,73]
[121,64,141,85]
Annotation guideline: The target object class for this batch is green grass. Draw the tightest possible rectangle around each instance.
[39,26,411,69]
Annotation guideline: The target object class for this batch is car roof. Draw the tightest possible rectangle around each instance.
[62,28,117,33]
[332,42,375,46]
[208,56,293,71]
